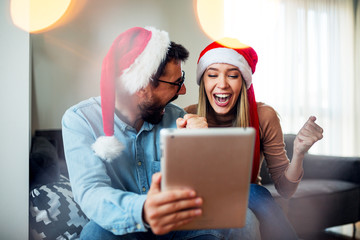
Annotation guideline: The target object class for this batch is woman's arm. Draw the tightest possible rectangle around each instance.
[285,116,323,181]
[259,103,323,198]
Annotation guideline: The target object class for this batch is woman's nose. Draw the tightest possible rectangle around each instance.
[217,75,228,88]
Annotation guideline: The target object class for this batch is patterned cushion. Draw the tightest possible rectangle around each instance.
[29,175,89,240]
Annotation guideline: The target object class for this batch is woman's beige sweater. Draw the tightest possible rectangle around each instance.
[184,102,302,199]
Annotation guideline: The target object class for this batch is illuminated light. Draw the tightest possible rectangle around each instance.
[216,37,249,49]
[10,0,72,33]
[195,0,280,48]
[195,0,224,42]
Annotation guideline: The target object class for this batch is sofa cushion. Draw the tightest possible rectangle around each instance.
[29,175,89,240]
[34,130,69,177]
[30,137,60,189]
[264,179,360,234]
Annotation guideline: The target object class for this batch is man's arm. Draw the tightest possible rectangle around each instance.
[62,107,148,235]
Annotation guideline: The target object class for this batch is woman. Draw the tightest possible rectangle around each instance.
[180,38,323,239]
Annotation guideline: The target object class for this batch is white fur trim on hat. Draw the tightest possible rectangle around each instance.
[196,48,253,89]
[121,26,170,94]
[92,135,124,161]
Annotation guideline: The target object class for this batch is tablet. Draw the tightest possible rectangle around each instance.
[160,127,255,230]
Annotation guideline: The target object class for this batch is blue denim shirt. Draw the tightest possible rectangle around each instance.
[62,97,186,235]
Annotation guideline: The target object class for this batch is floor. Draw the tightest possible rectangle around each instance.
[299,222,360,240]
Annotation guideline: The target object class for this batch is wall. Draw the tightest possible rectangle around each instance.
[31,0,210,131]
[0,1,30,239]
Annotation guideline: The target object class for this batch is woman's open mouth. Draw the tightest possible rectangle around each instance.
[213,93,232,107]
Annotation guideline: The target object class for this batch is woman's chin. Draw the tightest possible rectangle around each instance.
[213,106,231,115]
[212,102,232,115]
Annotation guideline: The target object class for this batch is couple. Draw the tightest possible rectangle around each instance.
[62,26,323,240]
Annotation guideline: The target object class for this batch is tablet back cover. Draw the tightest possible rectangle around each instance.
[160,128,255,230]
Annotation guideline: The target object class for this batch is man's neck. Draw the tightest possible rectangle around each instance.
[115,94,144,132]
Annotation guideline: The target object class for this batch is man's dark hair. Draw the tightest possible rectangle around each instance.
[151,41,189,87]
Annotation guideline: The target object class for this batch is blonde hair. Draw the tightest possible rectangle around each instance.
[197,75,250,127]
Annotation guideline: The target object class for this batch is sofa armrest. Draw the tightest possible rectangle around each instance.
[302,153,360,183]
[30,136,60,189]
[34,129,68,177]
[284,134,360,183]
[284,134,296,159]
[261,134,360,185]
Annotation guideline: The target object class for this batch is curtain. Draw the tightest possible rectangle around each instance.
[225,0,358,156]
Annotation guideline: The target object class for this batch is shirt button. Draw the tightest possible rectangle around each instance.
[136,223,141,230]
[138,161,142,166]
[142,187,146,192]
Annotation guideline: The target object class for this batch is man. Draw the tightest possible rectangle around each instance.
[62,26,260,239]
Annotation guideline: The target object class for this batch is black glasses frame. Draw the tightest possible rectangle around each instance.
[157,70,185,93]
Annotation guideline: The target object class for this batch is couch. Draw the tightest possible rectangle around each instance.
[261,134,360,236]
[29,130,360,239]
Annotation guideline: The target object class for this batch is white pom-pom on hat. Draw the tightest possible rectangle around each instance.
[92,136,124,162]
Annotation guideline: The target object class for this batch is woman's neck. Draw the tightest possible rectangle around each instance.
[207,107,236,128]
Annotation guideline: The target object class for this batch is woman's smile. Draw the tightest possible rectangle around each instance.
[213,93,232,107]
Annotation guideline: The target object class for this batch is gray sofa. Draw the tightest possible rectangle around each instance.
[29,131,88,240]
[29,130,360,239]
[261,134,360,236]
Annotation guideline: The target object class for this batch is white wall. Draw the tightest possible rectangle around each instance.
[0,1,30,239]
[32,0,210,130]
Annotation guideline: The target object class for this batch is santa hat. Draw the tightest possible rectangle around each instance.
[196,38,261,183]
[196,38,258,89]
[91,26,170,161]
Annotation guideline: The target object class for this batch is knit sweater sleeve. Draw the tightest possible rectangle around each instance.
[257,102,302,199]
[184,104,198,114]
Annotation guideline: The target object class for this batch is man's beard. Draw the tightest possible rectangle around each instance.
[139,94,178,124]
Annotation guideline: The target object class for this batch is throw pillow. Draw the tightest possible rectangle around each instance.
[29,175,89,240]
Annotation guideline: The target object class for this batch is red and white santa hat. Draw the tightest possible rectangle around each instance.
[92,26,170,161]
[196,38,258,89]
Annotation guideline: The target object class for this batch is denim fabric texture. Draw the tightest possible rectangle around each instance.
[62,97,186,235]
[80,185,297,239]
[248,184,298,240]
[80,208,260,240]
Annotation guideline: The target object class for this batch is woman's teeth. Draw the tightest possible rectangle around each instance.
[214,94,230,103]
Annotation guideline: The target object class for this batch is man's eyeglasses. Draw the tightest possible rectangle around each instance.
[157,70,185,93]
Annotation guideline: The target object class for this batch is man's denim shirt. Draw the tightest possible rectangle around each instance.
[62,97,186,235]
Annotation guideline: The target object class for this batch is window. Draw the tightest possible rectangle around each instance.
[225,0,359,156]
